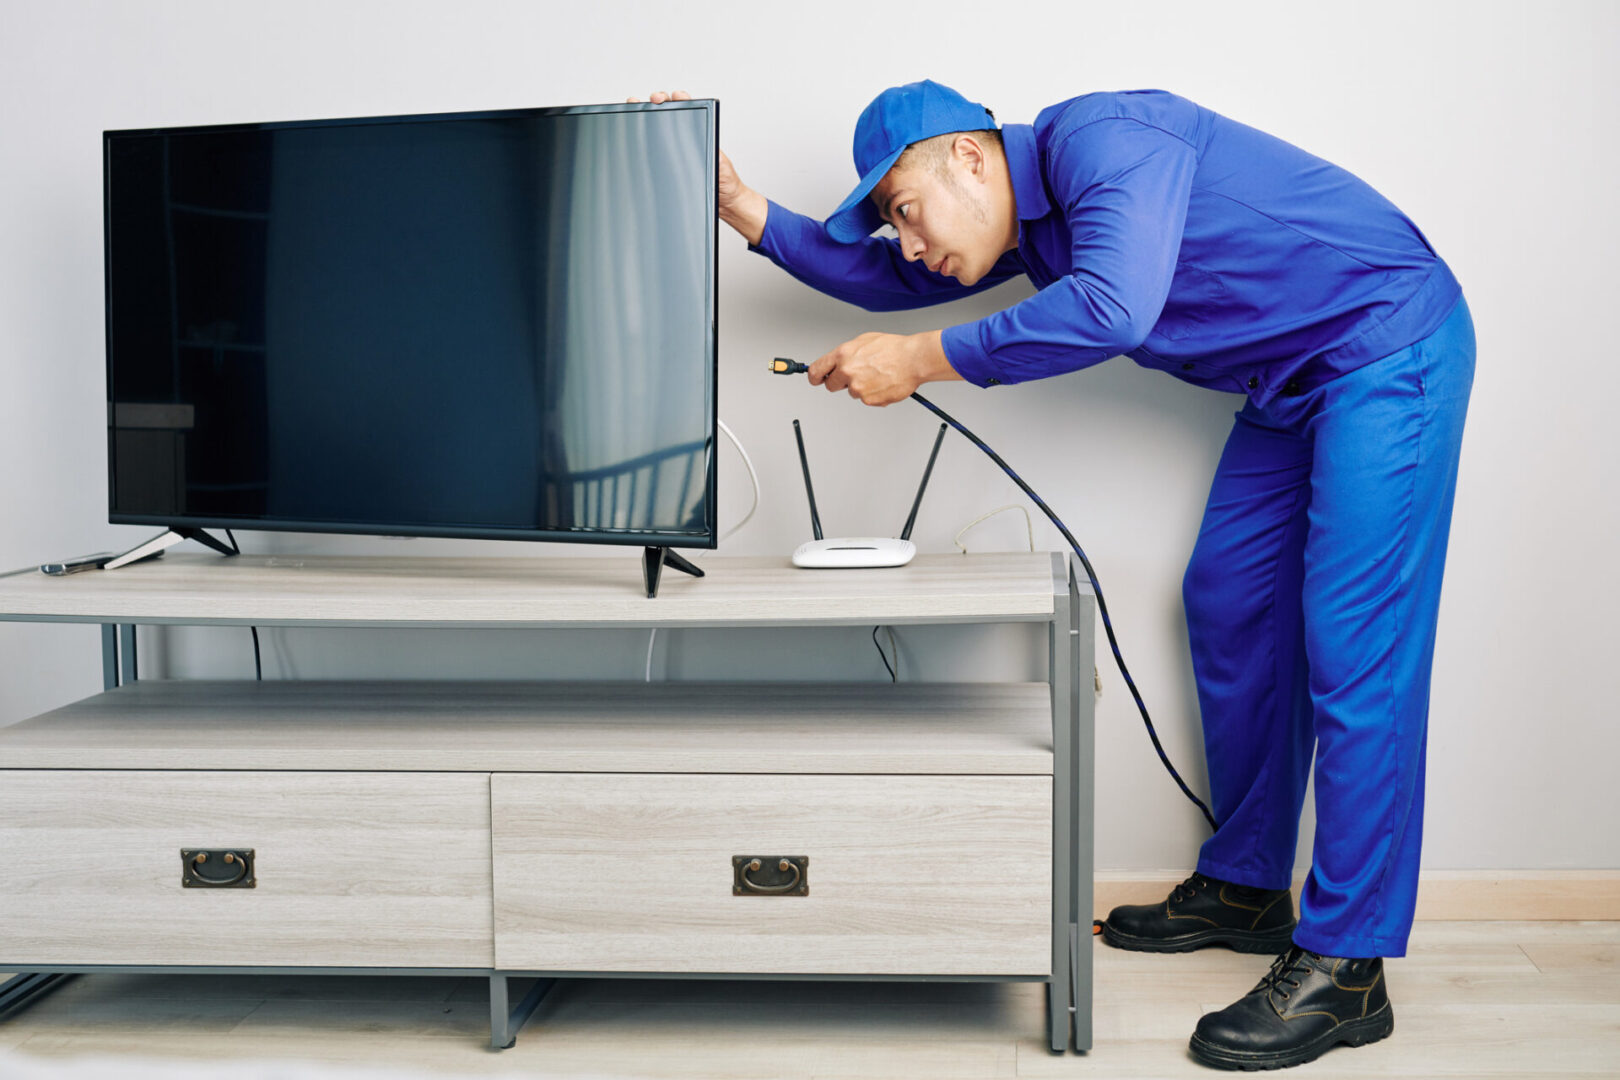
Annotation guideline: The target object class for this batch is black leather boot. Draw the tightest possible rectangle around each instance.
[1103,872,1297,953]
[1189,945,1394,1070]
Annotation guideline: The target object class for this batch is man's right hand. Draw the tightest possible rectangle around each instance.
[628,90,768,247]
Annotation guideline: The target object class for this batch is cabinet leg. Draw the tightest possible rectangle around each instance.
[489,974,558,1050]
[1049,584,1075,1053]
[119,624,138,684]
[0,972,73,1020]
[102,624,118,690]
[1047,976,1069,1053]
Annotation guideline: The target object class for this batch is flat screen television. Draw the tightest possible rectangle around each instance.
[103,100,718,557]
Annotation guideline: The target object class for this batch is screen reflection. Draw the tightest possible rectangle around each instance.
[106,105,715,541]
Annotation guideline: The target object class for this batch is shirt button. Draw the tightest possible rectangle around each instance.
[1181,363,1194,371]
[985,377,1000,386]
[1283,379,1301,395]
[1247,376,1259,390]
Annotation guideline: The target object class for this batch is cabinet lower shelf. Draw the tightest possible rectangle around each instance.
[0,679,1055,976]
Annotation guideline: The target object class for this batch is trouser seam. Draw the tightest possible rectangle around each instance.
[1372,343,1431,939]
[1259,478,1311,875]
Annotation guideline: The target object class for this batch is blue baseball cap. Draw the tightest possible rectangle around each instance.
[825,79,998,244]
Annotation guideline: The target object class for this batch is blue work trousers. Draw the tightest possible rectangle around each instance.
[1185,295,1475,959]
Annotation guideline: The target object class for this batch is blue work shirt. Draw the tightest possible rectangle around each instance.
[746,89,1461,406]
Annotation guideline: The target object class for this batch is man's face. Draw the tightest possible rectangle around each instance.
[869,134,1008,286]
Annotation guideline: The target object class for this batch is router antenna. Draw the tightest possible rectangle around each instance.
[900,423,948,542]
[792,419,824,542]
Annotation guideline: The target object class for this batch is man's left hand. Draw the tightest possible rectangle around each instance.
[807,330,961,407]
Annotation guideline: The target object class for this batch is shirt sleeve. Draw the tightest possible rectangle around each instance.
[747,198,1024,313]
[939,119,1197,387]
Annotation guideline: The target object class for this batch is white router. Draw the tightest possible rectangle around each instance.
[790,418,946,569]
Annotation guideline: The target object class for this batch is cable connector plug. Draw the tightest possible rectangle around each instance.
[769,358,809,375]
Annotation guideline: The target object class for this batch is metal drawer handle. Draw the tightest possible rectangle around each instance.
[741,858,799,893]
[181,848,255,888]
[194,850,247,885]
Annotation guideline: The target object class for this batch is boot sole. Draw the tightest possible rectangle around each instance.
[1101,922,1297,954]
[1187,1003,1394,1070]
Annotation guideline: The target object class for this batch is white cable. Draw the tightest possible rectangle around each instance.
[699,418,760,553]
[952,504,1035,554]
[647,418,762,681]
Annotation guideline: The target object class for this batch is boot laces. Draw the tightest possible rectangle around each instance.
[1254,946,1314,1000]
[1169,873,1209,904]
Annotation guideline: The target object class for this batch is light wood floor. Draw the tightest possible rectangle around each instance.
[2,921,1617,1078]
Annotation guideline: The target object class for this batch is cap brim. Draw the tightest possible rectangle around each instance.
[825,144,905,244]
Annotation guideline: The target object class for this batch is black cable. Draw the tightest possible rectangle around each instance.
[225,530,263,681]
[872,625,896,681]
[769,360,1214,825]
[906,390,1217,831]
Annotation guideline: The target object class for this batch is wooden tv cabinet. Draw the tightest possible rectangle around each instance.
[0,551,1094,1052]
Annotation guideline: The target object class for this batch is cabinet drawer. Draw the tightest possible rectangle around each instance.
[0,771,493,968]
[491,773,1051,975]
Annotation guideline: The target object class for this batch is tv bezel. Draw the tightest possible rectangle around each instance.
[103,99,720,550]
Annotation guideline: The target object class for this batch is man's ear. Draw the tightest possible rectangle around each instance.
[953,134,987,182]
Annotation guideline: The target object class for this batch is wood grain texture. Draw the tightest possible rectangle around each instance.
[0,679,1052,774]
[491,773,1052,975]
[0,552,1062,627]
[0,771,493,968]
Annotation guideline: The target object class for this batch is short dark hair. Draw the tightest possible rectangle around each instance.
[894,127,1004,177]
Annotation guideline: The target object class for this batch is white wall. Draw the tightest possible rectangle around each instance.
[2,0,1616,874]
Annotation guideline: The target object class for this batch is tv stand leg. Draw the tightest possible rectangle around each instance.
[0,972,73,1021]
[489,974,557,1050]
[104,527,237,570]
[642,546,704,599]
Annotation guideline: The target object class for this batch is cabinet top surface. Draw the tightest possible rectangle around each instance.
[0,551,1070,626]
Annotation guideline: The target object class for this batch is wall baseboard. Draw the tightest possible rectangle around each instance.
[1093,870,1620,921]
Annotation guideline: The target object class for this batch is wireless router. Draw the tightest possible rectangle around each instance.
[790,418,947,569]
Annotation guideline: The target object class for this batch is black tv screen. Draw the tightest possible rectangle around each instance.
[104,100,718,547]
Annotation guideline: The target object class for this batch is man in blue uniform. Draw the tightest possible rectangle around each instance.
[641,79,1473,1069]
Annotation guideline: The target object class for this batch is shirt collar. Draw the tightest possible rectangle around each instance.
[1003,123,1051,222]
